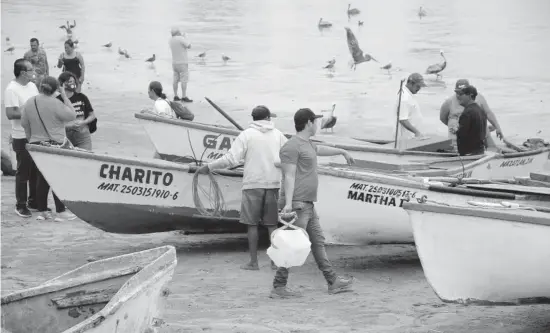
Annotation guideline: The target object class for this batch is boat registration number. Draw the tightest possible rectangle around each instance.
[96,182,179,201]
[346,182,417,207]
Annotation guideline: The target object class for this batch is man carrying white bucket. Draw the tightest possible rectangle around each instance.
[270,108,356,298]
[197,106,287,270]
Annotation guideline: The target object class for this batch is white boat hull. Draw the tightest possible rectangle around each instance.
[404,203,550,305]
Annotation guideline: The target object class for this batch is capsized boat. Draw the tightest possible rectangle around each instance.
[1,245,177,333]
[27,144,550,245]
[402,201,550,305]
[135,112,550,180]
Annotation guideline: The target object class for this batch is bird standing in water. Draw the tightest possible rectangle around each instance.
[345,27,378,70]
[222,53,230,63]
[318,18,333,28]
[347,4,361,16]
[146,54,156,64]
[321,103,338,133]
[425,50,446,80]
[380,61,392,75]
[323,57,336,71]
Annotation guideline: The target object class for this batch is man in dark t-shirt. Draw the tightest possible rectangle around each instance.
[271,108,356,299]
[456,85,487,156]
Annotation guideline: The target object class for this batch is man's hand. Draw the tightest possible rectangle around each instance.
[342,150,355,165]
[281,204,293,214]
[496,129,504,140]
[196,165,210,174]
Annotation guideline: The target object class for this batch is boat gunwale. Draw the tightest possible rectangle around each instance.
[403,202,550,227]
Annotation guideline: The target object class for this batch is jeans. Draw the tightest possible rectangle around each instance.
[12,138,37,209]
[66,127,92,151]
[273,201,337,288]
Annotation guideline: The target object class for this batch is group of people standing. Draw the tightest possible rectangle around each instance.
[4,36,95,221]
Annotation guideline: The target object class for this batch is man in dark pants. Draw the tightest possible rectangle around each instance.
[456,85,488,156]
[271,108,356,298]
[4,59,39,217]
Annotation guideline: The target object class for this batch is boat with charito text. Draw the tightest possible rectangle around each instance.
[402,201,550,305]
[1,246,176,333]
[26,144,550,245]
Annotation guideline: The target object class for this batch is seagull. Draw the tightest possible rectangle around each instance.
[345,27,378,70]
[4,46,15,54]
[102,42,112,48]
[418,7,427,19]
[321,103,338,133]
[380,61,392,74]
[118,47,126,55]
[145,54,156,63]
[222,53,230,63]
[358,20,364,26]
[425,50,447,79]
[124,50,131,58]
[318,18,332,28]
[347,4,361,16]
[323,57,336,71]
[197,51,207,58]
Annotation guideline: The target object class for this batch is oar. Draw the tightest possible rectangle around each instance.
[394,79,405,149]
[204,97,244,131]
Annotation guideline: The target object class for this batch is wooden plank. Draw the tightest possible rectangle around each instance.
[465,183,550,196]
[530,172,550,183]
[51,288,118,309]
[514,177,550,188]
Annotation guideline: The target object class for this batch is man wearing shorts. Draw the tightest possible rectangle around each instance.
[169,27,192,102]
[197,106,287,270]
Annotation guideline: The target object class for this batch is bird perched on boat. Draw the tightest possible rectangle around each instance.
[102,42,112,48]
[321,103,337,133]
[345,27,378,70]
[358,20,364,27]
[318,18,332,28]
[425,49,447,80]
[347,4,360,16]
[222,53,230,63]
[145,54,156,63]
[323,57,336,71]
[380,61,392,74]
[4,46,15,54]
[418,7,427,19]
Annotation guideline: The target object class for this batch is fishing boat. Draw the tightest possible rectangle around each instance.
[26,144,550,245]
[1,245,177,333]
[135,110,550,181]
[402,201,550,305]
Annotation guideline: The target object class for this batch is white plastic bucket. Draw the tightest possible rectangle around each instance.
[267,213,311,268]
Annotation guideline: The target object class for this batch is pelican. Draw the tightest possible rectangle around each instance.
[345,27,378,70]
[358,20,364,26]
[418,7,427,19]
[425,50,447,79]
[222,53,230,63]
[4,46,14,54]
[102,42,112,48]
[318,18,332,28]
[321,103,337,133]
[347,4,360,16]
[380,61,392,74]
[145,54,156,63]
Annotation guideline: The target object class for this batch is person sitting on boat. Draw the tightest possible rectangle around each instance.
[142,81,175,118]
[394,73,428,149]
[455,85,487,156]
[439,79,504,152]
[197,106,288,271]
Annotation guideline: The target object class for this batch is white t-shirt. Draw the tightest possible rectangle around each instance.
[169,35,190,64]
[154,98,175,118]
[4,81,39,139]
[395,86,423,148]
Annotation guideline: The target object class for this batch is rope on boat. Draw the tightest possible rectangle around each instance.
[192,168,227,217]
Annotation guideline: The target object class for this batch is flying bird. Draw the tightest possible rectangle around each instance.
[347,4,360,16]
[321,103,338,133]
[345,27,378,70]
[145,54,156,63]
[425,50,447,79]
[418,7,427,19]
[69,20,76,29]
[318,18,332,28]
[102,42,112,48]
[118,47,126,55]
[380,61,392,74]
[222,53,230,63]
[358,20,364,26]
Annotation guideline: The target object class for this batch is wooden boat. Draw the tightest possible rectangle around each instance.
[402,201,550,305]
[1,245,177,333]
[26,144,550,245]
[135,112,550,180]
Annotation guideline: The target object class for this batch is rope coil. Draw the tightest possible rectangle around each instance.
[192,169,227,217]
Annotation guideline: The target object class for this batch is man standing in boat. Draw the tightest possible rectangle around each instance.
[395,73,427,149]
[439,79,504,151]
[271,108,355,298]
[455,85,488,156]
[197,106,287,270]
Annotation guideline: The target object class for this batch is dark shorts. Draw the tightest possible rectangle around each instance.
[240,188,279,226]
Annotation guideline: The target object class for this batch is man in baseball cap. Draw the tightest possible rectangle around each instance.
[440,78,504,151]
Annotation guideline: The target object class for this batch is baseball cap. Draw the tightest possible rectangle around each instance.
[294,108,323,127]
[454,79,470,92]
[251,105,276,120]
[408,73,427,87]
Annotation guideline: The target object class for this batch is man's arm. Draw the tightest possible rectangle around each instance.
[20,103,30,140]
[44,52,50,76]
[439,98,451,125]
[281,163,297,209]
[478,95,503,139]
[4,89,21,120]
[207,134,247,170]
[398,99,422,137]
[399,119,422,137]
[77,53,85,82]
[316,145,355,165]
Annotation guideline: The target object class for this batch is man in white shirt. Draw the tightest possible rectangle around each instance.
[169,27,192,103]
[394,73,427,149]
[4,59,39,218]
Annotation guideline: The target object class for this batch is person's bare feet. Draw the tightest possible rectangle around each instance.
[240,262,259,270]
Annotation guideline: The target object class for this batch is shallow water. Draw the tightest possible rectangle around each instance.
[2,0,550,141]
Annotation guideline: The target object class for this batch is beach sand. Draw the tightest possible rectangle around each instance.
[0,93,549,333]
